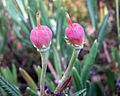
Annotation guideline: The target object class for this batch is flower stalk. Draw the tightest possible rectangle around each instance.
[54,47,82,93]
[39,51,48,96]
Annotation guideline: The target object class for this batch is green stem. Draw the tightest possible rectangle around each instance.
[54,49,80,93]
[116,0,120,50]
[40,52,48,96]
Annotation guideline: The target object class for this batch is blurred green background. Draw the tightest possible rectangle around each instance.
[0,0,120,96]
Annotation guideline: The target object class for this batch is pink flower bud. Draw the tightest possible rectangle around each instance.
[30,13,52,49]
[65,13,84,46]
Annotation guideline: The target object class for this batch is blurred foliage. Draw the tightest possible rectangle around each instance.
[0,0,119,96]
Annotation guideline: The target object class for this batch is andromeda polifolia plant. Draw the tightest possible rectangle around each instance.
[55,12,84,94]
[30,12,52,96]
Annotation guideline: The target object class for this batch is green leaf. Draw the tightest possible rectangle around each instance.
[14,25,32,45]
[0,13,7,54]
[4,0,30,36]
[116,0,120,49]
[98,15,108,50]
[71,88,86,96]
[0,67,14,85]
[28,8,36,29]
[28,0,37,13]
[87,0,97,29]
[50,81,56,91]
[56,0,61,16]
[26,87,38,96]
[0,65,18,86]
[107,69,115,93]
[0,74,22,96]
[86,80,91,91]
[0,87,7,96]
[56,10,65,51]
[87,83,104,96]
[23,0,28,8]
[60,13,67,56]
[0,12,8,29]
[52,44,62,78]
[72,67,83,91]
[74,59,81,75]
[56,0,61,45]
[12,64,17,86]
[67,45,74,63]
[45,73,54,90]
[33,65,42,85]
[39,0,51,29]
[111,48,120,67]
[19,68,37,89]
[81,40,98,85]
[0,28,6,54]
[94,64,105,72]
[16,0,28,19]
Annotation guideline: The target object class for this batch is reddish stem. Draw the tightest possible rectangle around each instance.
[36,12,41,29]
[65,12,73,27]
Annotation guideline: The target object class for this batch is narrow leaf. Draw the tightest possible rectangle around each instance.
[107,69,115,93]
[28,8,36,29]
[39,0,51,29]
[16,0,28,20]
[14,25,32,45]
[98,15,108,50]
[19,68,37,89]
[56,10,65,51]
[87,0,97,29]
[12,64,17,85]
[0,28,6,54]
[28,0,37,13]
[26,87,38,96]
[81,40,98,85]
[0,74,22,96]
[33,65,42,84]
[52,44,62,78]
[71,88,86,96]
[111,48,120,67]
[4,0,30,36]
[72,67,83,91]
[87,83,104,96]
